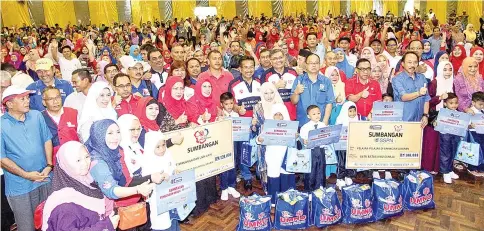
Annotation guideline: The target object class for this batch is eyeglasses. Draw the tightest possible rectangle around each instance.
[106,69,118,74]
[116,84,131,89]
[43,95,61,102]
[357,67,372,72]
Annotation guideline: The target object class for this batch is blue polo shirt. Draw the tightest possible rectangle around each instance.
[26,78,74,111]
[132,80,159,100]
[1,110,52,196]
[392,71,430,122]
[254,66,269,80]
[291,73,335,125]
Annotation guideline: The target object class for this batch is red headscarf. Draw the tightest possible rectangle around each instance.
[133,97,160,132]
[266,28,280,49]
[255,32,264,43]
[162,77,188,120]
[450,45,467,75]
[163,50,172,64]
[285,38,298,57]
[470,46,484,78]
[187,76,218,123]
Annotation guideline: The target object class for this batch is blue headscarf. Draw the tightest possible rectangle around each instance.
[100,46,117,65]
[333,48,355,79]
[129,45,142,61]
[85,119,126,186]
[421,39,434,61]
[433,51,448,77]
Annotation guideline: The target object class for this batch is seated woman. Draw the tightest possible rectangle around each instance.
[42,141,118,231]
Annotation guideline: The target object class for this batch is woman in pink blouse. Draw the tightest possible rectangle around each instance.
[454,57,484,113]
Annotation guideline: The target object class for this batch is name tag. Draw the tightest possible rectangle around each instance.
[66,122,75,128]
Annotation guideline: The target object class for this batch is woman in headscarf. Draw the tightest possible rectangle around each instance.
[266,28,280,49]
[94,60,110,82]
[360,47,377,68]
[133,97,161,146]
[285,38,298,58]
[160,77,193,128]
[118,114,144,178]
[370,63,390,94]
[454,57,484,113]
[433,51,450,77]
[166,61,194,100]
[19,48,41,81]
[8,52,22,70]
[186,76,218,125]
[463,24,477,44]
[325,66,346,125]
[421,39,434,61]
[450,44,467,75]
[78,82,117,143]
[333,48,355,79]
[253,82,285,191]
[254,42,267,60]
[98,46,116,64]
[129,45,142,61]
[78,45,95,69]
[423,61,455,174]
[42,141,118,231]
[470,46,484,78]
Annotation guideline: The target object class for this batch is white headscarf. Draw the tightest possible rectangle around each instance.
[260,82,284,119]
[435,61,454,110]
[336,101,359,126]
[141,131,175,177]
[325,66,345,101]
[266,103,290,177]
[118,114,144,176]
[270,103,290,121]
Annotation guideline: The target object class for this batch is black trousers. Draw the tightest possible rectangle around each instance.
[1,175,15,231]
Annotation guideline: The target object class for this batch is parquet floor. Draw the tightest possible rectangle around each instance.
[180,172,484,231]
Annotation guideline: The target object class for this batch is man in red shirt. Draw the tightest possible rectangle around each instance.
[112,73,140,116]
[345,58,382,119]
[198,50,234,101]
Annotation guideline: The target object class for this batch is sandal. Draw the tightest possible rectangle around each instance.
[453,161,467,173]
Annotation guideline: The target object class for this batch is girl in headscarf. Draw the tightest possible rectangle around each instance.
[433,51,450,77]
[98,46,116,64]
[19,48,41,81]
[334,101,358,189]
[8,52,22,70]
[133,97,160,146]
[421,39,434,61]
[266,28,280,49]
[187,76,218,124]
[450,44,467,75]
[42,141,117,231]
[118,114,144,177]
[78,82,117,143]
[285,38,298,58]
[254,42,267,59]
[423,61,454,174]
[86,119,159,211]
[129,45,142,61]
[360,47,377,68]
[334,48,355,79]
[257,103,295,205]
[470,47,484,78]
[454,57,484,112]
[463,24,477,44]
[161,77,192,128]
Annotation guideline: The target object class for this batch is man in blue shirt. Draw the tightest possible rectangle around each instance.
[392,51,430,127]
[1,85,53,231]
[253,49,272,80]
[290,54,335,126]
[125,56,159,100]
[26,58,74,111]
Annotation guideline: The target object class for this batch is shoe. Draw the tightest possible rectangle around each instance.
[443,173,452,184]
[344,177,353,186]
[385,171,392,180]
[271,203,275,208]
[372,171,380,179]
[244,180,253,191]
[228,187,240,198]
[336,179,346,190]
[450,171,459,180]
[221,189,229,200]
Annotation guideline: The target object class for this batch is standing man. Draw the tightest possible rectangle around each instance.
[290,54,334,126]
[51,41,82,82]
[300,32,326,62]
[112,73,140,116]
[428,27,446,55]
[103,64,119,89]
[1,85,53,231]
[64,68,92,112]
[122,56,159,99]
[392,51,430,126]
[198,50,234,100]
[1,63,34,89]
[253,49,272,80]
[26,58,74,111]
[262,49,299,120]
[345,58,382,120]
[337,37,357,67]
[148,49,169,89]
[406,40,434,80]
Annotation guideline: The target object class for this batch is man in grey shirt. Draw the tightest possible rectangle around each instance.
[427,27,445,55]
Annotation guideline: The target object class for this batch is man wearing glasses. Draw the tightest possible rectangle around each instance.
[381,38,402,69]
[291,54,334,126]
[112,73,140,116]
[26,58,74,111]
[122,56,159,99]
[345,58,382,120]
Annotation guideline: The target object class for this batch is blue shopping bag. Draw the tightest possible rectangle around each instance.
[341,184,375,224]
[402,171,435,211]
[284,148,311,173]
[455,132,483,166]
[323,144,338,165]
[236,194,272,231]
[372,179,403,221]
[310,187,342,228]
[241,138,258,167]
[274,189,310,230]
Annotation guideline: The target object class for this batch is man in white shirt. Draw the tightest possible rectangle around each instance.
[148,48,169,89]
[64,68,92,112]
[1,63,34,88]
[51,40,82,82]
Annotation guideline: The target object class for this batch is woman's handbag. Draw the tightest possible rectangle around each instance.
[118,202,148,230]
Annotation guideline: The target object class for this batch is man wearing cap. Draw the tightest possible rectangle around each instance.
[1,85,53,231]
[26,58,74,111]
[122,56,159,99]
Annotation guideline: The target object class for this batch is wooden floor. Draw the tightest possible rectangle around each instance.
[180,172,484,231]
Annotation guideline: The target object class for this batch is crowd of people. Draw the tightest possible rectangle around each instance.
[1,7,484,231]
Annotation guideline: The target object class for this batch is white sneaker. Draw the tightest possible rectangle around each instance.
[385,171,392,180]
[372,171,381,179]
[228,187,240,198]
[450,171,459,180]
[221,189,229,200]
[443,173,452,184]
[344,177,353,186]
[336,179,346,190]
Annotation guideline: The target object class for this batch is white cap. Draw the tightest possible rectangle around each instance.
[119,56,149,74]
[2,85,33,104]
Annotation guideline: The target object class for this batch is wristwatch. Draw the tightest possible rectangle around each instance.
[422,113,429,118]
[46,164,54,169]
